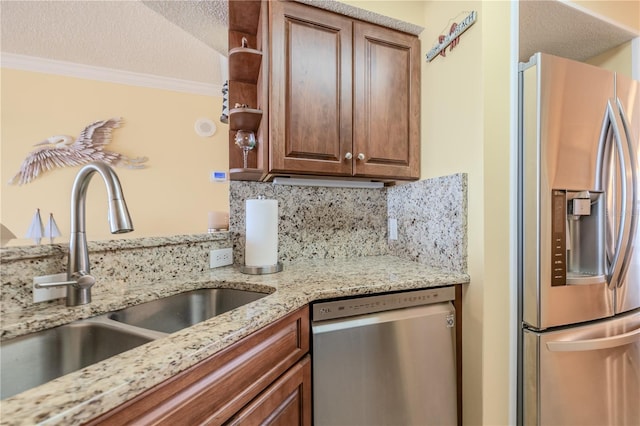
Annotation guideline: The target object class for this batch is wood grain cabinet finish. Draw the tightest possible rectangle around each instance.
[86,306,310,426]
[228,0,268,181]
[269,0,353,176]
[226,356,311,426]
[268,1,420,181]
[228,0,420,182]
[353,22,420,179]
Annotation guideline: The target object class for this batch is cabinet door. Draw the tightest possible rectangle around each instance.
[86,307,310,426]
[353,22,420,179]
[269,1,353,176]
[226,356,312,426]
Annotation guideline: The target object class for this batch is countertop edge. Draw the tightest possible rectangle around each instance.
[0,257,469,425]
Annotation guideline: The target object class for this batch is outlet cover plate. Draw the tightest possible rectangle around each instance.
[388,218,398,240]
[210,248,233,268]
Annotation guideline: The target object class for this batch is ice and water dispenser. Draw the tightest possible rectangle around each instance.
[551,189,606,286]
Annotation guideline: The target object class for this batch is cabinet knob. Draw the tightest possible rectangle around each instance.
[345,152,353,160]
[357,153,365,161]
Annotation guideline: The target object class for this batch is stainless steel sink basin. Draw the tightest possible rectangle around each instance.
[1,287,269,399]
[0,321,153,399]
[108,288,269,333]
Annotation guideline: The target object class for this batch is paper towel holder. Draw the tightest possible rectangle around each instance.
[240,262,283,275]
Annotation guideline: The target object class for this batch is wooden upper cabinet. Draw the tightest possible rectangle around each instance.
[234,0,421,181]
[353,22,420,180]
[269,1,353,176]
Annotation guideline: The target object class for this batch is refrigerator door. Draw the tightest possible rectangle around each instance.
[521,53,615,329]
[615,72,640,315]
[523,310,640,426]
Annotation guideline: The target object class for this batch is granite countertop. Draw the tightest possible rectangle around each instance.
[0,256,469,425]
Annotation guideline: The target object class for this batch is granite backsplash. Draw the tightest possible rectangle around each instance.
[230,173,467,272]
[229,182,389,263]
[0,234,231,313]
[388,174,467,273]
[1,173,467,312]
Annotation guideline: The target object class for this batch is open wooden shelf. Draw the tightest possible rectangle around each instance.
[229,108,263,132]
[230,168,265,181]
[228,0,267,182]
[229,48,263,84]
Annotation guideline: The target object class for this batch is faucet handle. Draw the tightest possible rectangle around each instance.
[34,272,95,290]
[71,272,96,289]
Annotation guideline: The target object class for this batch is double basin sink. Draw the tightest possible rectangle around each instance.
[0,288,269,400]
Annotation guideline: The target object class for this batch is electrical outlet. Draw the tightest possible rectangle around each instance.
[210,248,233,268]
[388,218,398,241]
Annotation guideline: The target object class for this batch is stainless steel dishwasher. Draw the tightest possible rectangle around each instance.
[311,286,457,426]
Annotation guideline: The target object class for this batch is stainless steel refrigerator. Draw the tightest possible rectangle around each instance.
[518,52,640,426]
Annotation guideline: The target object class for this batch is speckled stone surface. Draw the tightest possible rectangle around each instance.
[388,174,468,272]
[0,256,469,425]
[1,233,232,314]
[294,0,424,35]
[0,173,468,424]
[230,181,389,265]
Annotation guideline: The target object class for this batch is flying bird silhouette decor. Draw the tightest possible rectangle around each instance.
[9,117,147,185]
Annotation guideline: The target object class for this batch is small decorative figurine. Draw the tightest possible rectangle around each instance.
[25,208,44,245]
[44,213,61,244]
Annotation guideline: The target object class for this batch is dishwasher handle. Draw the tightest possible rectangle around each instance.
[311,287,455,322]
[312,301,455,336]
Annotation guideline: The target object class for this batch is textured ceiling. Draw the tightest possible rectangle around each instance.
[1,1,637,86]
[0,0,228,85]
[519,0,638,63]
[141,0,228,55]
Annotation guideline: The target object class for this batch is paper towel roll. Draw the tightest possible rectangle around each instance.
[245,198,278,267]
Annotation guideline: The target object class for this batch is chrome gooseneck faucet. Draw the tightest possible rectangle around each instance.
[67,162,133,305]
[35,162,133,306]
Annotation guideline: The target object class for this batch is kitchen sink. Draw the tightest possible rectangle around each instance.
[108,288,269,333]
[0,321,153,399]
[0,287,270,399]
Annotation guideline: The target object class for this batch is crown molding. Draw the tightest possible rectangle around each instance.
[1,53,221,96]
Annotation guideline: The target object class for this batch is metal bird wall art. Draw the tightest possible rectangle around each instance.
[9,117,148,185]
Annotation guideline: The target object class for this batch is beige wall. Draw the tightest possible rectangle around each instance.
[572,0,640,32]
[1,68,228,245]
[586,40,634,75]
[421,1,513,424]
[420,2,487,424]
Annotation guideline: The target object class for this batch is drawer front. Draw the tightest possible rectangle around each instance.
[88,306,310,426]
[225,356,312,426]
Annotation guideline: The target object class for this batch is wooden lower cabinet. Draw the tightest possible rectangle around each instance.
[226,356,311,426]
[86,306,310,426]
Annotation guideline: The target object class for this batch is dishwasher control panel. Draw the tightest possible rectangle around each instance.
[311,286,455,321]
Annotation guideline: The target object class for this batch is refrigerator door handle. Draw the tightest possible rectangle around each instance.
[615,97,638,288]
[546,326,640,352]
[599,113,617,279]
[599,99,630,290]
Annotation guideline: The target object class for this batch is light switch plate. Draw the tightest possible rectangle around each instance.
[33,273,67,303]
